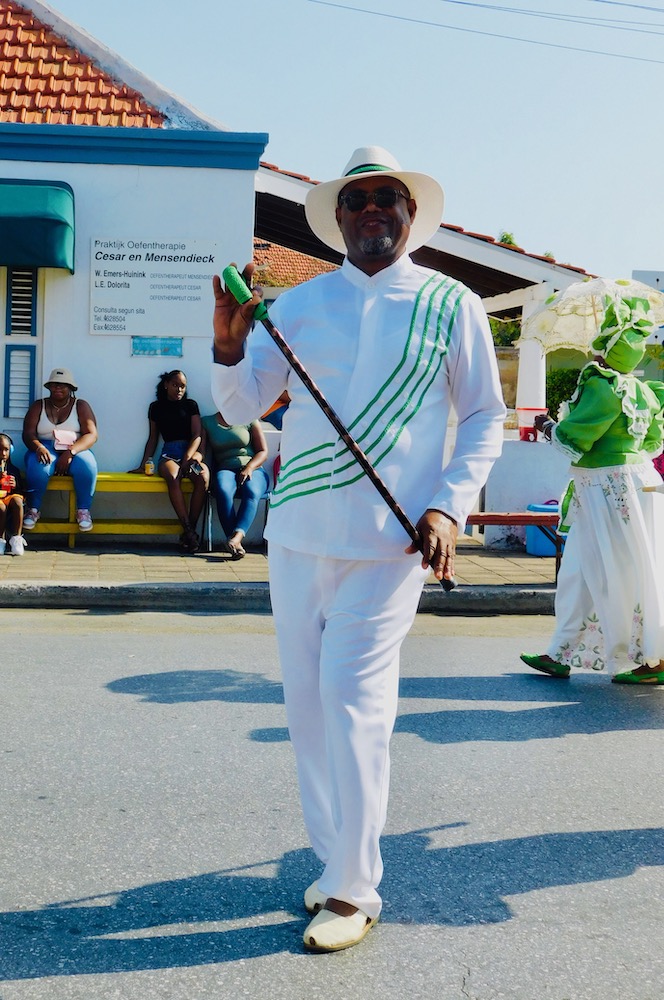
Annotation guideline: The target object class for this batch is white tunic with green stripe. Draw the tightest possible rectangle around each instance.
[211,254,506,560]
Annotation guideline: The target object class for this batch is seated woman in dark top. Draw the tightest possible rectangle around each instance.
[130,370,209,552]
[201,411,269,559]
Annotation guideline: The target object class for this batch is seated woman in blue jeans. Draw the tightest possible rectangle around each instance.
[201,412,269,559]
[22,367,98,533]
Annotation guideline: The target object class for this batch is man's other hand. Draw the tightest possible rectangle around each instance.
[406,508,457,583]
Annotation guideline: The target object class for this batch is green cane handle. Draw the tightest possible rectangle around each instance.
[222,265,269,322]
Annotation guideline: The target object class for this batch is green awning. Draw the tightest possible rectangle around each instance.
[0,179,74,272]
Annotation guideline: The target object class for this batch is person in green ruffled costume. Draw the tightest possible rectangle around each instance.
[521,295,664,684]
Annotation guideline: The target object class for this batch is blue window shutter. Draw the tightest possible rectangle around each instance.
[4,343,36,418]
[6,268,37,336]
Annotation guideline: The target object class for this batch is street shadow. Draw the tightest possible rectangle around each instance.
[251,726,290,742]
[399,672,604,703]
[107,669,284,705]
[80,609,273,621]
[106,668,662,744]
[1,827,661,979]
[380,824,664,925]
[395,672,664,744]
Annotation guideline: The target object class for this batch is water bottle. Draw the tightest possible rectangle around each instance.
[0,460,10,497]
[144,457,155,476]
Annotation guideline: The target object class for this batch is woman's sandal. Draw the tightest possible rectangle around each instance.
[179,525,199,553]
[227,532,246,560]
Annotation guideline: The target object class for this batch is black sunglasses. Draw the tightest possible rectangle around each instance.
[337,186,409,213]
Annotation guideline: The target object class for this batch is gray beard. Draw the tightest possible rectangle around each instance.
[359,235,394,256]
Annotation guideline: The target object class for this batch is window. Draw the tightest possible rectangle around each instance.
[6,268,37,336]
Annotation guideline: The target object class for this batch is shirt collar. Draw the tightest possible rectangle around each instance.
[340,252,414,290]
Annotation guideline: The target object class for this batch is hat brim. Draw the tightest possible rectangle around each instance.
[305,169,444,255]
[44,379,77,391]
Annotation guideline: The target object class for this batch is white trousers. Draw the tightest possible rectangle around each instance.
[268,543,428,918]
[548,463,664,673]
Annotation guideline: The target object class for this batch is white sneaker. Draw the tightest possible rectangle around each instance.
[76,508,93,531]
[24,508,40,529]
[0,539,6,555]
[8,535,26,556]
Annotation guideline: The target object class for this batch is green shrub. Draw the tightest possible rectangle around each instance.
[546,368,581,420]
[489,316,520,346]
[645,344,664,371]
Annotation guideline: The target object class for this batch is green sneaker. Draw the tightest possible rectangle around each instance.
[520,653,570,679]
[612,668,664,685]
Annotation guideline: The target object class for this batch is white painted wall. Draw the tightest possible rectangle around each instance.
[2,157,255,470]
[481,439,571,547]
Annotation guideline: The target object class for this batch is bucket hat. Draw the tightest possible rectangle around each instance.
[44,367,77,391]
[305,145,445,255]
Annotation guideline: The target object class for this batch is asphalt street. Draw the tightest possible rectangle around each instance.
[1,610,662,1000]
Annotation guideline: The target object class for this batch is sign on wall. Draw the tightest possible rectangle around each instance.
[131,336,183,357]
[90,237,218,338]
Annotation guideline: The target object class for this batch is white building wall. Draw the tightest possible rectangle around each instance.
[482,439,571,547]
[1,157,255,470]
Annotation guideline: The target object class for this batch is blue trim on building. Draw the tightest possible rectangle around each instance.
[0,124,269,169]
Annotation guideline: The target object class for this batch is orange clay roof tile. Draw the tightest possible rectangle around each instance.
[0,0,166,127]
[253,238,337,287]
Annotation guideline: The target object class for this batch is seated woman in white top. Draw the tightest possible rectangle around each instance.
[22,367,98,532]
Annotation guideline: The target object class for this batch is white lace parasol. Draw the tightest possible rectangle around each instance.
[518,277,664,354]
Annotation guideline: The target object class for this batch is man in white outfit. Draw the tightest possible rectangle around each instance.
[211,147,506,951]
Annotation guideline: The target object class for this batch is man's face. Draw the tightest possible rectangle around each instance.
[335,175,416,275]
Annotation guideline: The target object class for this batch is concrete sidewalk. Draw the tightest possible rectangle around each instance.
[0,536,557,613]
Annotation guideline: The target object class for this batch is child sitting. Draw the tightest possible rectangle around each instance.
[0,433,26,555]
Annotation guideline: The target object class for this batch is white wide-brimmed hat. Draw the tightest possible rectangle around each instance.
[305,145,445,255]
[44,367,77,391]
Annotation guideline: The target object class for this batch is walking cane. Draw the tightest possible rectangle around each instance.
[221,265,456,591]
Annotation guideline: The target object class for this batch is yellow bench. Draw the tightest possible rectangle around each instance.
[32,472,195,549]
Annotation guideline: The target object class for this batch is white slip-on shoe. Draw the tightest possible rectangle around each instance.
[23,508,40,529]
[8,535,26,556]
[303,880,327,914]
[303,907,378,952]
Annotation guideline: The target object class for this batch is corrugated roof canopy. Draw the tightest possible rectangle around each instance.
[0,178,74,271]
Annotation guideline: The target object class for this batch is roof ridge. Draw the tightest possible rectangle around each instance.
[1,0,228,129]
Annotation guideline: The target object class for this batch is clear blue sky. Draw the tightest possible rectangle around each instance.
[46,0,664,281]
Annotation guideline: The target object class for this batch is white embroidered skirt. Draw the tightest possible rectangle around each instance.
[548,462,664,672]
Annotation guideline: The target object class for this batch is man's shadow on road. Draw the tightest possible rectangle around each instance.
[107,668,663,745]
[0,825,661,980]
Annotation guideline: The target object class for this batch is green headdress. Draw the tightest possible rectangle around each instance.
[591,295,654,373]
